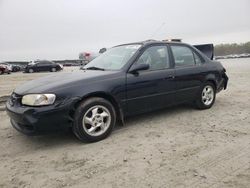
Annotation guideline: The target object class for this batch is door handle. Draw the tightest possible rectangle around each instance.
[164,75,175,80]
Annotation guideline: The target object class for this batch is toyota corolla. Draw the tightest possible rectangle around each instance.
[6,40,228,142]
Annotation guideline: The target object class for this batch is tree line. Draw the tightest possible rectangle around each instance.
[214,42,250,56]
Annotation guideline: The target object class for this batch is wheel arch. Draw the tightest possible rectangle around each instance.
[206,79,216,89]
[72,92,124,124]
[205,74,217,90]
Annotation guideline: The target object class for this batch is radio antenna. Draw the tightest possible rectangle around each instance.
[149,22,166,39]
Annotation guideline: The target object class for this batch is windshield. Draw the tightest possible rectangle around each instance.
[84,44,141,70]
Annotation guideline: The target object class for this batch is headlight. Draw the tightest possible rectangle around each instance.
[22,94,56,106]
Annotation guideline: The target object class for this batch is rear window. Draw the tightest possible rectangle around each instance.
[171,45,195,67]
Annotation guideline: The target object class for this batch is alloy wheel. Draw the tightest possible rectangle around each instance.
[82,105,111,137]
[202,85,214,106]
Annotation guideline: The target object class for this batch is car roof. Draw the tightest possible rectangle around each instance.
[116,40,190,48]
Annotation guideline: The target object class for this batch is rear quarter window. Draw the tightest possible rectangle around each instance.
[193,52,202,65]
[170,45,203,67]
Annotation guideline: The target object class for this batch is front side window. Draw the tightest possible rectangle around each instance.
[171,45,195,67]
[84,44,141,70]
[135,46,170,71]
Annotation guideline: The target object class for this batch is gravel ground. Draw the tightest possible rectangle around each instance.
[0,59,250,188]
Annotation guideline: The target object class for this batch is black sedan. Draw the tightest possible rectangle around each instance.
[6,40,228,142]
[24,60,63,73]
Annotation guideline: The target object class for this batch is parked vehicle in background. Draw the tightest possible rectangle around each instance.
[0,62,24,72]
[79,51,99,63]
[0,64,11,74]
[215,53,250,60]
[79,60,90,70]
[239,53,250,58]
[11,64,23,72]
[24,60,63,73]
[6,40,228,142]
[0,62,13,72]
[79,49,107,70]
[0,66,5,74]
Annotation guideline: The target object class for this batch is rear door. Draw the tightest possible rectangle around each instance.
[126,45,175,115]
[35,63,43,71]
[170,44,205,103]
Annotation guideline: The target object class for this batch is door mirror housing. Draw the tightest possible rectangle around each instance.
[129,63,149,74]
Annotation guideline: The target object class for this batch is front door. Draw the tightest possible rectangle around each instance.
[125,45,175,115]
[36,62,47,71]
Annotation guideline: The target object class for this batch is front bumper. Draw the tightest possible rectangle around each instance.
[6,95,78,135]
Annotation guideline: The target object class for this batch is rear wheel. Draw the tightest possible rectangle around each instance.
[195,82,216,109]
[51,67,56,72]
[0,70,3,74]
[28,68,34,73]
[73,97,116,142]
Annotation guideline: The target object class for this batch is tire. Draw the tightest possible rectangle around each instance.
[195,82,216,109]
[73,97,116,142]
[28,69,34,73]
[0,70,3,75]
[51,67,56,72]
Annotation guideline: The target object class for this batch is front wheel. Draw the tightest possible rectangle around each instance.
[73,97,116,142]
[195,82,216,109]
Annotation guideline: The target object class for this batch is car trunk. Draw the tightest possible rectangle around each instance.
[193,44,214,60]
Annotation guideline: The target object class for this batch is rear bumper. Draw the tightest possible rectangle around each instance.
[223,73,228,90]
[217,73,228,92]
[6,97,78,135]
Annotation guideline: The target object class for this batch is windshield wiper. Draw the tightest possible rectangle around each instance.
[84,66,105,71]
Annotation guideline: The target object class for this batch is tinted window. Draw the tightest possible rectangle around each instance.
[135,46,170,71]
[171,45,195,67]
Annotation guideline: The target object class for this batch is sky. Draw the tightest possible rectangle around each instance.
[0,0,249,61]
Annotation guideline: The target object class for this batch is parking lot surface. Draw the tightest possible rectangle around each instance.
[0,59,250,188]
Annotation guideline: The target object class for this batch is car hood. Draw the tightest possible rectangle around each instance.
[15,70,119,95]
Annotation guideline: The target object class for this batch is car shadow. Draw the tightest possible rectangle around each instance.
[114,103,194,131]
[21,129,83,147]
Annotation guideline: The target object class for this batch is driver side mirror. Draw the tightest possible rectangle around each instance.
[129,63,149,74]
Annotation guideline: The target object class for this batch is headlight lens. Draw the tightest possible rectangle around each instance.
[22,94,56,106]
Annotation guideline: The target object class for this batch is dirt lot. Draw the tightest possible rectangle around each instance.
[0,59,250,188]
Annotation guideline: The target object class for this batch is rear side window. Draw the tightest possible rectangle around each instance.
[171,45,195,67]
